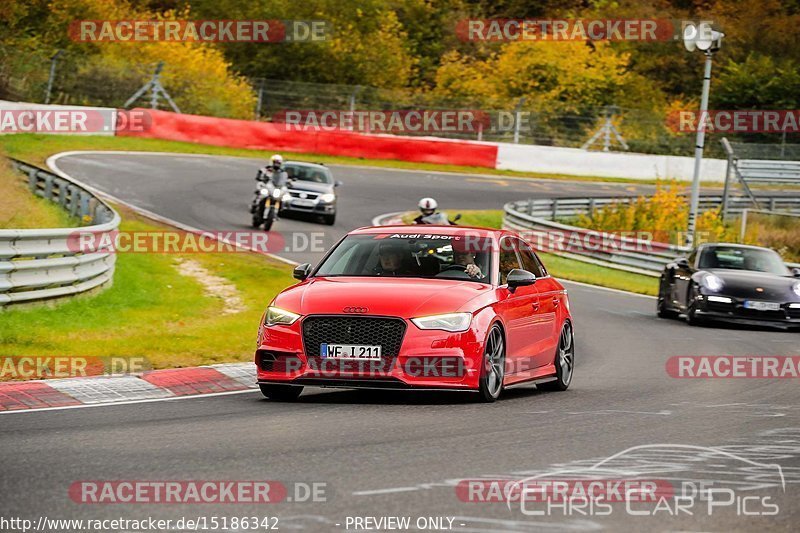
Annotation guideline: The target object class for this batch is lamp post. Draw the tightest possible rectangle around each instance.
[683,23,724,247]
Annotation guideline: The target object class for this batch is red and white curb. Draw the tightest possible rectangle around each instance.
[0,363,257,413]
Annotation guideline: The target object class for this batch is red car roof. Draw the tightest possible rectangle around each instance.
[351,225,509,237]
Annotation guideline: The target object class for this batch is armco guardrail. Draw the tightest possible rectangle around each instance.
[510,195,800,220]
[0,159,119,307]
[503,196,800,277]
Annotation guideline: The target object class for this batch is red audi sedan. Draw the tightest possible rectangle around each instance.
[255,225,574,402]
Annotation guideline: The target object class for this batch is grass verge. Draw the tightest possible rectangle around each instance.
[403,209,658,296]
[0,203,295,369]
[0,153,79,229]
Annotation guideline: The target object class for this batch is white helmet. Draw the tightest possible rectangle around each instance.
[418,197,438,214]
[271,154,283,167]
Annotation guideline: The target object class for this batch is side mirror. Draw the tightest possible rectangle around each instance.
[293,263,312,281]
[792,267,800,278]
[675,257,690,268]
[334,180,343,187]
[453,213,462,222]
[507,268,536,291]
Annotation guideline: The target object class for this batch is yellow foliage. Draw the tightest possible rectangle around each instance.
[44,0,255,118]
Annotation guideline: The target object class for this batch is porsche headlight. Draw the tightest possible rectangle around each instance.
[411,312,471,332]
[319,193,336,203]
[793,281,800,298]
[701,273,724,291]
[264,306,301,326]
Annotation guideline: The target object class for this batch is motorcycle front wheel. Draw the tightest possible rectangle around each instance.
[263,206,276,231]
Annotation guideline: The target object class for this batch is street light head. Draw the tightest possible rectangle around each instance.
[683,24,697,52]
[684,22,724,53]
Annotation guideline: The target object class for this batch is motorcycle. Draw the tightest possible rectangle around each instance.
[416,212,461,225]
[250,170,290,231]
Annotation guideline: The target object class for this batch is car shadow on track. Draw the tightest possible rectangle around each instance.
[258,385,549,406]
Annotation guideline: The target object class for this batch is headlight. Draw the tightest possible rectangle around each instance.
[271,189,282,199]
[701,273,724,291]
[411,312,471,332]
[319,193,336,203]
[793,281,800,298]
[264,306,301,326]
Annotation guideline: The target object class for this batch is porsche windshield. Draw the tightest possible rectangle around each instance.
[315,234,492,283]
[698,246,790,275]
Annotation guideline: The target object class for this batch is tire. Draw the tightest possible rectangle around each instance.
[263,206,276,231]
[657,277,678,319]
[259,384,303,401]
[477,325,505,402]
[251,216,262,229]
[539,322,574,392]
[685,285,704,326]
[323,213,336,226]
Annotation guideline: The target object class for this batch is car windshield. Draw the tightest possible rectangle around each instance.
[284,164,332,184]
[315,234,492,283]
[698,246,790,275]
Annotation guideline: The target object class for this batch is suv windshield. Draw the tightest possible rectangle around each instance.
[284,164,332,184]
[315,234,492,283]
[698,246,789,275]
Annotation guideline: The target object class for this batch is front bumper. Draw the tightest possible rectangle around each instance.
[281,196,336,215]
[695,294,800,327]
[255,315,484,390]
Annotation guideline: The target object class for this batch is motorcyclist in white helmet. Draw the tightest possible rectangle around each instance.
[256,154,286,184]
[414,197,441,224]
[251,154,290,218]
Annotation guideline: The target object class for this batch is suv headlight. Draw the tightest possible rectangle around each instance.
[319,193,336,203]
[701,273,724,291]
[264,306,301,326]
[411,312,471,332]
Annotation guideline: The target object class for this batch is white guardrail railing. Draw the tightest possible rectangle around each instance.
[503,196,800,277]
[1,159,119,307]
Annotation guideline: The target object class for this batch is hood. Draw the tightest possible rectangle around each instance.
[703,269,799,300]
[273,276,491,318]
[287,181,333,194]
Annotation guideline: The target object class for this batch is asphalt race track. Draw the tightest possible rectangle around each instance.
[1,152,798,532]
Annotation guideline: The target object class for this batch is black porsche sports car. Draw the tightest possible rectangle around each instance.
[657,243,800,328]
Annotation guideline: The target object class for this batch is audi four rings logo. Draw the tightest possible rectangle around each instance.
[343,306,368,313]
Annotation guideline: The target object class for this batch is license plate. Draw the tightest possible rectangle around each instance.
[292,199,315,208]
[743,300,781,311]
[320,344,382,360]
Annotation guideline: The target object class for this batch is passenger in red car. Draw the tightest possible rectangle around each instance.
[375,241,415,276]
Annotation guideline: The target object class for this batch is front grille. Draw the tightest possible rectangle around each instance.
[302,316,406,359]
[289,191,319,200]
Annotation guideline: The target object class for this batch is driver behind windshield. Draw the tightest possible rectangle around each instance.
[452,250,483,279]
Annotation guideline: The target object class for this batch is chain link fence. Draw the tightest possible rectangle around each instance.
[3,44,798,159]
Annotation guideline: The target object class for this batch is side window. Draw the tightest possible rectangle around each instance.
[517,239,546,277]
[497,238,522,285]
